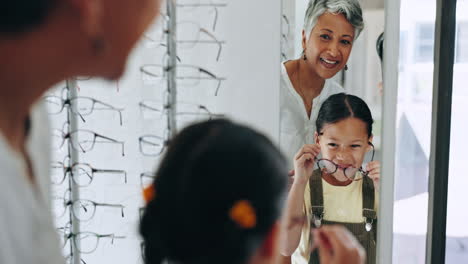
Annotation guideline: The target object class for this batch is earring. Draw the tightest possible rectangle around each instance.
[303,50,307,61]
[344,64,348,71]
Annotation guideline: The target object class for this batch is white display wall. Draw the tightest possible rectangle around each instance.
[45,0,282,263]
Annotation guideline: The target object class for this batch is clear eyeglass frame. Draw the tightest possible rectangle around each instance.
[138,99,223,122]
[44,95,124,125]
[138,134,168,157]
[140,172,157,189]
[144,20,225,61]
[51,157,127,186]
[140,63,225,96]
[53,196,125,222]
[60,231,126,254]
[52,123,125,156]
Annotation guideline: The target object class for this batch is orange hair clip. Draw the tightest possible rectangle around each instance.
[143,184,156,204]
[229,200,257,229]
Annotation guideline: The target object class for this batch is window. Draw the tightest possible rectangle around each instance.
[415,24,435,63]
[456,22,468,63]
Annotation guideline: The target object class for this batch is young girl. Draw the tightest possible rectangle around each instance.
[140,119,366,264]
[282,93,380,264]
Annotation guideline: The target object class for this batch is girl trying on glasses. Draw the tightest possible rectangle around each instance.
[282,93,380,264]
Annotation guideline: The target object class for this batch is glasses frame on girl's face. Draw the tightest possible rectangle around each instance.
[316,142,375,181]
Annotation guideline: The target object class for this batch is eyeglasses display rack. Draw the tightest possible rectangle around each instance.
[45,1,227,263]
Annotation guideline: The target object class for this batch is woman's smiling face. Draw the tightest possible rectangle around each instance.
[302,12,355,80]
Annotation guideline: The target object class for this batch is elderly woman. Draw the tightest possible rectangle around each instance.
[280,0,364,170]
[279,0,365,263]
[0,0,160,263]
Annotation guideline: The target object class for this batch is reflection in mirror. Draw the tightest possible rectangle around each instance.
[279,1,384,264]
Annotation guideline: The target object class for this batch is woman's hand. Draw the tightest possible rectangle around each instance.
[293,144,320,184]
[366,161,381,192]
[314,225,366,264]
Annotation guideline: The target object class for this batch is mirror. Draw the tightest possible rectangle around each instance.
[279,1,385,263]
[46,0,389,262]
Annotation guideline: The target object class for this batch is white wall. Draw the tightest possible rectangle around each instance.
[219,0,282,142]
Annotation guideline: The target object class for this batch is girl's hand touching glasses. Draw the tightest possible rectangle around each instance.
[293,144,321,185]
[366,161,381,192]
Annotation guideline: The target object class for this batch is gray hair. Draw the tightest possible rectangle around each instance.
[303,0,364,41]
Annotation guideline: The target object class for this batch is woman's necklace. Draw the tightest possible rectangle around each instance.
[295,60,313,116]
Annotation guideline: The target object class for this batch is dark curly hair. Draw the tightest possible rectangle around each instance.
[140,119,288,264]
[0,0,58,34]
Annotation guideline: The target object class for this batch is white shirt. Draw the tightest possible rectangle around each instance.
[0,101,64,264]
[279,61,345,170]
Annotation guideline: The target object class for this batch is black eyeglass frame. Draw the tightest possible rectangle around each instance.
[316,142,375,181]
